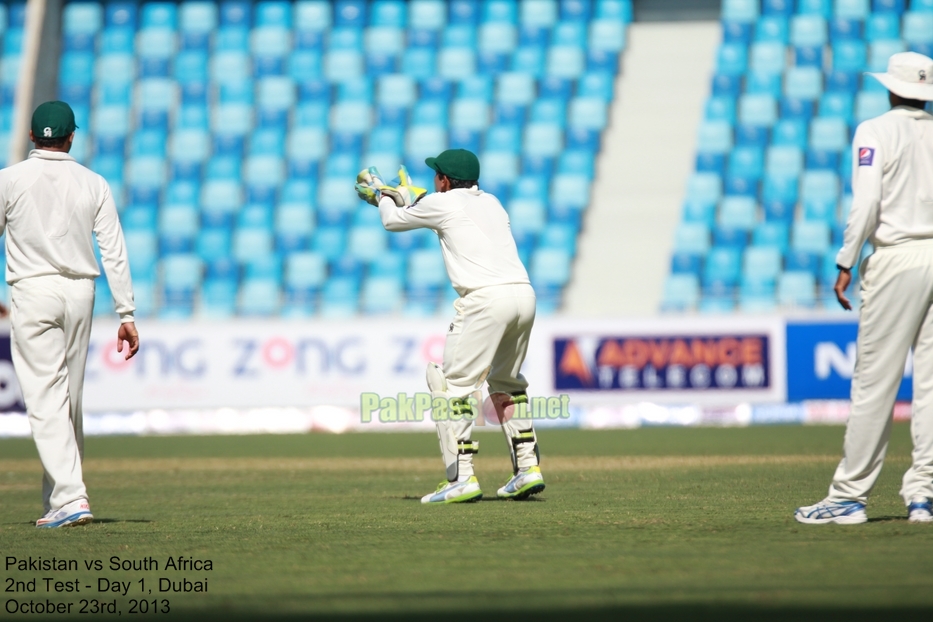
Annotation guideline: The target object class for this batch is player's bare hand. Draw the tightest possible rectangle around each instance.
[117,322,139,360]
[834,269,852,311]
[0,302,8,318]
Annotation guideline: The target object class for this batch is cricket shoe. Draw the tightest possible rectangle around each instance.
[421,476,483,504]
[908,497,933,523]
[36,498,93,528]
[497,466,546,500]
[794,498,867,525]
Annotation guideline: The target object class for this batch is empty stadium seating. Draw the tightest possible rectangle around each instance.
[49,0,631,318]
[666,0,933,313]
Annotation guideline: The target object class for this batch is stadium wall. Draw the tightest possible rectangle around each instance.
[0,314,907,437]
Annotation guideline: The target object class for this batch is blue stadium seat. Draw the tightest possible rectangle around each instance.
[179,2,217,33]
[825,70,859,93]
[784,66,823,100]
[717,43,748,75]
[294,1,331,31]
[662,274,700,311]
[497,72,536,105]
[568,98,607,130]
[729,146,765,179]
[866,12,901,41]
[705,97,736,122]
[830,17,862,40]
[724,20,753,44]
[904,12,933,44]
[781,96,814,124]
[722,0,760,22]
[738,94,778,126]
[64,2,104,34]
[702,246,742,289]
[855,91,890,122]
[756,15,789,42]
[752,221,790,250]
[719,196,758,230]
[682,200,716,224]
[140,3,177,29]
[793,45,824,68]
[766,145,804,177]
[810,117,849,151]
[746,71,782,96]
[786,249,822,276]
[790,15,828,47]
[792,220,831,253]
[749,42,787,74]
[869,40,907,72]
[105,2,137,27]
[674,222,712,255]
[697,121,734,154]
[96,53,136,84]
[818,91,854,119]
[777,271,817,307]
[744,245,783,283]
[834,0,870,19]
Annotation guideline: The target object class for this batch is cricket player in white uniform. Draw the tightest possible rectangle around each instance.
[0,101,139,527]
[796,53,933,525]
[355,149,545,503]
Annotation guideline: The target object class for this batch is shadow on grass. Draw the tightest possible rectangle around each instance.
[147,604,933,622]
[398,495,546,502]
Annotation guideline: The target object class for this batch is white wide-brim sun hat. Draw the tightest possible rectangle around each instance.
[866,51,933,101]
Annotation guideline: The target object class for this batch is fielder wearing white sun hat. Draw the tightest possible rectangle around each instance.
[865,51,933,101]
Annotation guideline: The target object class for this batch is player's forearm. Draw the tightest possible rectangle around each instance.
[836,198,878,269]
[94,219,136,321]
[378,196,420,231]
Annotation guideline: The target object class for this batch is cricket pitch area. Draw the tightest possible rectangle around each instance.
[1,425,932,621]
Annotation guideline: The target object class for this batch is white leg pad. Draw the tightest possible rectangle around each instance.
[427,363,479,482]
[500,393,539,474]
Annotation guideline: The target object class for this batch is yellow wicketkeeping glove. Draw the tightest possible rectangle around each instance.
[378,165,427,207]
[355,166,386,206]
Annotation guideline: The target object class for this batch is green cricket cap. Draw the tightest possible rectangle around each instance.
[425,149,480,181]
[31,101,78,140]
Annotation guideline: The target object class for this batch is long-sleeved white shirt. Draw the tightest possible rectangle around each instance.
[837,106,933,269]
[378,187,531,296]
[0,149,135,321]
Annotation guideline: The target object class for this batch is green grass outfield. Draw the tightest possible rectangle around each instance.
[1,425,931,621]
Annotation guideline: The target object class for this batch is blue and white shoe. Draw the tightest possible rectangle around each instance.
[36,499,93,528]
[421,476,483,504]
[908,496,932,523]
[794,498,867,525]
[497,466,546,500]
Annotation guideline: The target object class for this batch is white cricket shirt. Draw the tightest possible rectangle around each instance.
[0,149,135,321]
[378,187,531,296]
[837,106,933,269]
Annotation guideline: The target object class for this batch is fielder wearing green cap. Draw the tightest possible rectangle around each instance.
[0,100,138,528]
[354,150,545,504]
[30,100,78,148]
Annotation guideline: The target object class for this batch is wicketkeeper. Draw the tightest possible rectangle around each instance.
[356,149,544,503]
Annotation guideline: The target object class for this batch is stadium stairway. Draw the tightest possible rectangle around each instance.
[564,19,720,316]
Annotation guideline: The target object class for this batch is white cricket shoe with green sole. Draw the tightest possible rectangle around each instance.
[497,466,545,500]
[421,476,483,504]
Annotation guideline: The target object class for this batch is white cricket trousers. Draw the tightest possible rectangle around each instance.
[443,283,538,475]
[444,283,537,398]
[829,240,933,505]
[10,274,95,511]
